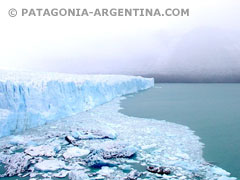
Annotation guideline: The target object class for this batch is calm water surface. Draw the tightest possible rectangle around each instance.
[120,83,240,179]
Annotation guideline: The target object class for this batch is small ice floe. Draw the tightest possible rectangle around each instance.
[92,175,105,180]
[85,149,117,168]
[71,127,117,140]
[123,159,139,164]
[85,142,136,168]
[34,159,65,171]
[42,173,51,178]
[218,176,237,180]
[29,172,37,178]
[141,143,157,150]
[65,162,86,170]
[25,144,59,157]
[68,170,90,180]
[123,170,142,180]
[97,166,115,177]
[118,164,132,171]
[211,167,230,176]
[63,147,90,159]
[211,167,237,180]
[0,152,32,177]
[100,142,137,159]
[9,135,26,145]
[53,170,69,178]
[146,166,171,175]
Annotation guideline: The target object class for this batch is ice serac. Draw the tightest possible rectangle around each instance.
[0,70,154,137]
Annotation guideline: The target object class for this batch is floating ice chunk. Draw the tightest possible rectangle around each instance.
[97,166,114,177]
[85,142,136,168]
[124,170,142,180]
[63,147,90,159]
[65,162,86,170]
[71,127,117,140]
[124,159,139,164]
[29,172,37,178]
[85,149,117,168]
[53,170,69,178]
[42,173,51,178]
[93,175,105,180]
[100,142,137,159]
[0,152,32,177]
[212,167,231,176]
[68,170,90,180]
[34,159,65,171]
[141,143,157,150]
[25,145,58,157]
[101,127,118,139]
[119,164,132,171]
[146,166,171,175]
[179,176,187,180]
[218,176,237,180]
[9,135,26,145]
[54,144,62,153]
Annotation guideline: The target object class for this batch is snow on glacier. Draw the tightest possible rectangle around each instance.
[0,70,154,137]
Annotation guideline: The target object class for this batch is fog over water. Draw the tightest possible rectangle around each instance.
[0,0,240,82]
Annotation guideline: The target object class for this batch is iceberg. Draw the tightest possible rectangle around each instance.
[0,70,154,137]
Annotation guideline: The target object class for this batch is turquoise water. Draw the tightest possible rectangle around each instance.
[120,83,240,179]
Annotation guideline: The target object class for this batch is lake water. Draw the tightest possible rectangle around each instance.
[120,83,240,179]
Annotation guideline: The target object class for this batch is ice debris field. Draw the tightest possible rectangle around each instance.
[0,70,236,180]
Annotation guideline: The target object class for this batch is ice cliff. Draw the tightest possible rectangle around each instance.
[0,70,154,137]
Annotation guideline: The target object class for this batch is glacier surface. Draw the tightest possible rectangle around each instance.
[0,70,154,137]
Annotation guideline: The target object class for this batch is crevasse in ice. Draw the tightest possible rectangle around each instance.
[0,70,154,137]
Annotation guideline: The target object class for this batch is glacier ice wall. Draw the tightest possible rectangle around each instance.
[0,70,154,137]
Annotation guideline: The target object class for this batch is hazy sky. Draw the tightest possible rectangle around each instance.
[0,0,240,76]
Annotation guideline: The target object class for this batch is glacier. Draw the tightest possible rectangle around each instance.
[0,70,154,137]
[0,70,236,179]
